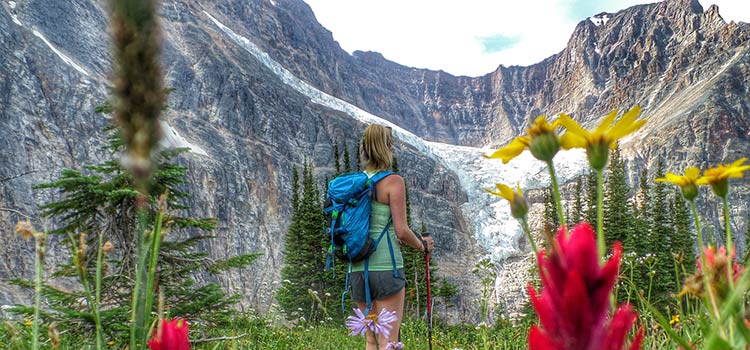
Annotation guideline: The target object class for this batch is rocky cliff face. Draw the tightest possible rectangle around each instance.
[1,0,748,322]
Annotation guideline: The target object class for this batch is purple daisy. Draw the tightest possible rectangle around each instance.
[345,308,371,337]
[368,308,398,339]
[385,341,404,350]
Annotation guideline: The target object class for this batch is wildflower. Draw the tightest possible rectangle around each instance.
[485,183,528,219]
[528,222,642,350]
[655,167,700,200]
[15,221,35,240]
[680,245,744,300]
[147,318,190,350]
[558,106,645,170]
[24,318,32,327]
[345,308,398,339]
[485,116,561,163]
[346,308,371,337]
[669,314,680,326]
[386,341,405,350]
[696,158,749,198]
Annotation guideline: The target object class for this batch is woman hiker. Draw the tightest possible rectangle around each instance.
[350,124,435,350]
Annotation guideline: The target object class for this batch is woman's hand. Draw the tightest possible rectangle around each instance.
[420,236,435,252]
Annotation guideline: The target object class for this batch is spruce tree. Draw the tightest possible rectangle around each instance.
[277,162,342,321]
[585,170,598,225]
[670,190,695,277]
[647,159,675,308]
[355,141,362,171]
[603,147,633,250]
[571,176,584,225]
[21,122,258,340]
[333,143,341,175]
[543,185,559,230]
[292,167,300,212]
[343,142,352,173]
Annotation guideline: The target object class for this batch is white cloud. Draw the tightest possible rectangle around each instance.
[303,0,750,77]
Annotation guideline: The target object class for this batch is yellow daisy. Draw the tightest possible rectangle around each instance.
[655,167,701,200]
[557,106,645,170]
[486,183,528,219]
[696,158,750,197]
[485,116,561,163]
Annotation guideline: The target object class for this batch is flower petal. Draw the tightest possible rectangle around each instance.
[484,137,529,163]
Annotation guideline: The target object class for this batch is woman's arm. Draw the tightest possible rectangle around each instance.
[384,175,434,252]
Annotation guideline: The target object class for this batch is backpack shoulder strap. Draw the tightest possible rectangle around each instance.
[368,170,395,185]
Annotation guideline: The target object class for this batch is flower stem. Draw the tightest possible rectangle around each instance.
[721,196,734,289]
[32,232,44,350]
[130,206,151,350]
[143,201,166,339]
[546,160,566,235]
[596,168,605,259]
[521,217,539,256]
[94,232,105,350]
[690,200,721,320]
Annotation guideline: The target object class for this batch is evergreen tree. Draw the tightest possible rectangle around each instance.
[571,175,584,225]
[22,121,258,340]
[646,159,675,308]
[670,190,695,277]
[291,167,300,212]
[343,142,352,173]
[603,147,633,250]
[355,141,362,171]
[333,143,341,175]
[585,170,598,225]
[277,162,342,322]
[543,185,559,230]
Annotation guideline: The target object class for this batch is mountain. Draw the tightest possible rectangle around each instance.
[1,0,748,321]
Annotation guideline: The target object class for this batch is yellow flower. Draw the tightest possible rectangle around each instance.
[485,116,561,163]
[558,106,645,170]
[669,314,680,325]
[655,167,700,200]
[696,158,750,197]
[486,183,528,219]
[24,318,33,327]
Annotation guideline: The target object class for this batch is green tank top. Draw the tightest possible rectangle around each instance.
[350,173,404,272]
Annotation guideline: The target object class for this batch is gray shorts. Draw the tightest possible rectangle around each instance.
[349,269,406,302]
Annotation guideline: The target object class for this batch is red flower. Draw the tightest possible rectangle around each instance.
[528,222,642,350]
[148,318,190,350]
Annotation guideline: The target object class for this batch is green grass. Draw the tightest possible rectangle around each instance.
[0,315,532,350]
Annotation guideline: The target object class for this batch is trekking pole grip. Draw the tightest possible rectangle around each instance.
[420,232,430,255]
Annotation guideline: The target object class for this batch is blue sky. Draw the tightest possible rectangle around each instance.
[303,0,750,76]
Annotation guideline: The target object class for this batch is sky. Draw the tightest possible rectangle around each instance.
[303,0,750,77]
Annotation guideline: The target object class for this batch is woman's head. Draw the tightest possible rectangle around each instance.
[360,124,394,171]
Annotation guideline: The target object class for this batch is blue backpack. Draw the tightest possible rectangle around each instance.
[323,171,398,313]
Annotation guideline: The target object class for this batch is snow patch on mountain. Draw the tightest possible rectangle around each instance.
[31,30,90,77]
[160,121,208,156]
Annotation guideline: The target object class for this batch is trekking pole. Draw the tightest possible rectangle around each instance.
[421,232,433,350]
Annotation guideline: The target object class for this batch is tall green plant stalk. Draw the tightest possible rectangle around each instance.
[93,232,105,350]
[520,218,538,256]
[144,197,167,333]
[596,169,605,259]
[32,231,45,350]
[545,160,566,234]
[689,200,720,320]
[721,196,733,256]
[71,232,104,350]
[130,208,152,350]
